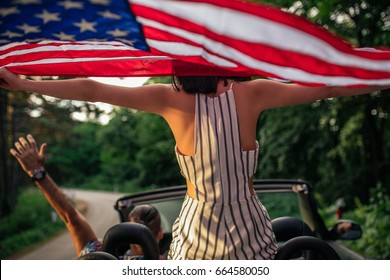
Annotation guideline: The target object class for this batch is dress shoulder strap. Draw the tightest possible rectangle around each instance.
[228,81,234,91]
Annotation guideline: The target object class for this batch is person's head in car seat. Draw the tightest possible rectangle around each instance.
[127,204,163,258]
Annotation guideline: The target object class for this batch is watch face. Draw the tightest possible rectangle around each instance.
[32,169,46,181]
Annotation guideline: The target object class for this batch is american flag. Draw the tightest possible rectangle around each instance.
[1,0,389,86]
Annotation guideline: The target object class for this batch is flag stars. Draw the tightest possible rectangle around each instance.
[25,38,51,43]
[0,6,20,17]
[89,0,111,5]
[17,23,41,34]
[12,0,42,4]
[0,0,144,48]
[58,1,83,10]
[74,19,97,32]
[116,38,135,46]
[53,32,75,41]
[107,29,129,37]
[35,10,61,24]
[99,10,121,20]
[2,30,23,38]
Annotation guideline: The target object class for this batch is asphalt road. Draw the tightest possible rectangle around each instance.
[13,189,122,260]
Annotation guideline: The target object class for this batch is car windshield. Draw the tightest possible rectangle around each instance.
[149,190,301,233]
[258,191,300,219]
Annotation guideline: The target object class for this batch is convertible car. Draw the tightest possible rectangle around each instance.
[81,179,364,260]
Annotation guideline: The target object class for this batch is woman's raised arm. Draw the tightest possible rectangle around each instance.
[246,78,389,113]
[0,67,172,115]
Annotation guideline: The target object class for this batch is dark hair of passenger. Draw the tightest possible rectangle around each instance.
[172,76,251,94]
[128,204,161,237]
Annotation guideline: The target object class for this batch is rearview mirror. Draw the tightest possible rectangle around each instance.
[330,219,362,240]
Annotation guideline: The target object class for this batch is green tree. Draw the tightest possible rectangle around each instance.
[47,121,102,185]
[134,112,182,188]
[255,0,390,205]
[0,89,10,216]
[2,83,105,217]
[96,108,141,190]
[257,100,332,181]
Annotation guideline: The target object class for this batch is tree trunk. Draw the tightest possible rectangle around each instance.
[0,90,11,216]
[360,95,384,203]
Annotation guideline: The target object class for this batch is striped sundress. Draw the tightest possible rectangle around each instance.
[168,85,278,260]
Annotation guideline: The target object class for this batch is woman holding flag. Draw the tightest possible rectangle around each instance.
[1,67,388,259]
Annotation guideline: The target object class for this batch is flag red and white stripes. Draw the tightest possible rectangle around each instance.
[1,40,173,77]
[0,0,389,86]
[131,0,390,86]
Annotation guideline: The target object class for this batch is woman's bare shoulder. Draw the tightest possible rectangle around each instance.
[238,78,281,91]
[233,78,292,113]
[232,79,272,98]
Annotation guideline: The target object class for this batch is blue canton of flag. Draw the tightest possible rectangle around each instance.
[0,0,148,50]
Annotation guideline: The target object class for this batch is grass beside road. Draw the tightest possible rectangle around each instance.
[0,187,72,259]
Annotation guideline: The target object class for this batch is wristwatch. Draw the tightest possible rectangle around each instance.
[31,169,46,181]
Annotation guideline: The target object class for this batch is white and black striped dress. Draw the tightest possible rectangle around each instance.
[168,87,278,260]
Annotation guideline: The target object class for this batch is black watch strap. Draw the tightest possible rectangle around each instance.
[31,169,46,181]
